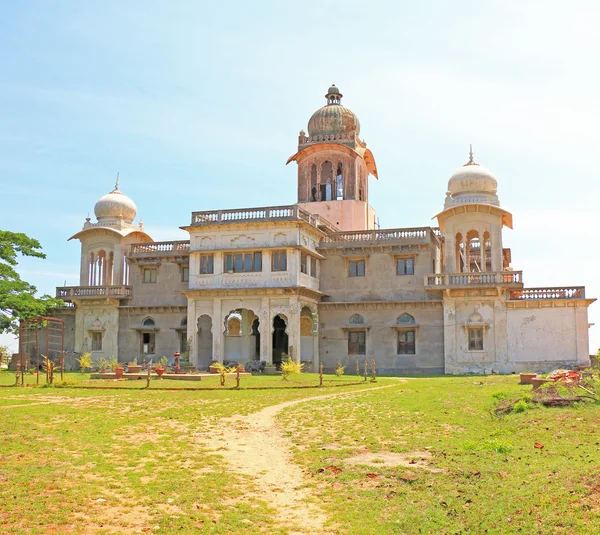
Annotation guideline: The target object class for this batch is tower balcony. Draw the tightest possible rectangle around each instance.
[56,285,133,300]
[425,271,523,290]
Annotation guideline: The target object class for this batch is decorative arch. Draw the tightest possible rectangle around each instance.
[397,313,415,324]
[349,314,365,325]
[142,317,155,328]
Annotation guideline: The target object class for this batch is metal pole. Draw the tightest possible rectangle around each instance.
[45,320,49,385]
[364,360,368,382]
[356,360,359,376]
[236,365,241,389]
[319,362,323,387]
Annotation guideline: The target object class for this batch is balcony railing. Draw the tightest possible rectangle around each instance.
[56,286,132,299]
[508,287,585,300]
[320,227,440,247]
[130,241,190,256]
[191,205,338,234]
[425,271,523,289]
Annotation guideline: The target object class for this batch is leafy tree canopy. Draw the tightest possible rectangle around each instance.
[0,230,63,334]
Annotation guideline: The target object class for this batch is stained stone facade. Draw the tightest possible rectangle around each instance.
[53,85,595,374]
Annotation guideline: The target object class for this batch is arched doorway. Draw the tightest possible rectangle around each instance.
[197,315,213,370]
[251,317,261,360]
[272,315,288,365]
[300,307,315,365]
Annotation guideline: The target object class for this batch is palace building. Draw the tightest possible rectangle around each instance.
[53,85,595,374]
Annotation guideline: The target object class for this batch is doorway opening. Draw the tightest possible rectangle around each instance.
[272,315,288,365]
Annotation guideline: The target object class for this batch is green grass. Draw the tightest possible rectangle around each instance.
[0,372,598,534]
[278,375,600,534]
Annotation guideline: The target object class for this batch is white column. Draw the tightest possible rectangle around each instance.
[479,228,486,272]
[212,298,223,363]
[259,297,270,363]
[287,296,301,363]
[445,233,456,274]
[491,224,502,272]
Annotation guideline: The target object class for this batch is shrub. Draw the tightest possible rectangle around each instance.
[76,352,93,373]
[513,400,529,413]
[335,360,345,377]
[280,357,304,380]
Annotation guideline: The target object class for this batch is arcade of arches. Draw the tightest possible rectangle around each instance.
[190,301,318,371]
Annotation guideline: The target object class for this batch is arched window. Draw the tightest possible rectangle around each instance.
[310,164,318,201]
[141,318,156,355]
[349,314,365,325]
[321,161,333,201]
[397,313,415,324]
[336,163,344,200]
[225,311,242,336]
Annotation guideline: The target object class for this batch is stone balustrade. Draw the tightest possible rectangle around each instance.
[425,271,523,289]
[56,286,132,299]
[130,241,190,256]
[191,205,338,233]
[320,226,440,247]
[508,287,585,300]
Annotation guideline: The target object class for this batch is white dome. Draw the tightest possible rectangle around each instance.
[447,163,498,196]
[94,189,137,223]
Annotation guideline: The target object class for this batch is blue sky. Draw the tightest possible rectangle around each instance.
[1,1,598,352]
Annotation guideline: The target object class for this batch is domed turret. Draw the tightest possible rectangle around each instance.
[447,147,497,197]
[94,179,137,223]
[444,147,500,208]
[307,84,361,138]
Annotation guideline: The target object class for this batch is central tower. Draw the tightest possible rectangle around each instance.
[287,84,379,231]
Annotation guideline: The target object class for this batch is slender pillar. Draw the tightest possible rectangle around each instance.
[259,297,271,363]
[212,298,223,363]
[479,229,486,272]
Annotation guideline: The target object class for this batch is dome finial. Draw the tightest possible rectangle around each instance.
[114,172,120,191]
[464,144,478,166]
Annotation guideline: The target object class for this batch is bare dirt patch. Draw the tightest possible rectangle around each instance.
[343,450,444,472]
[201,384,398,535]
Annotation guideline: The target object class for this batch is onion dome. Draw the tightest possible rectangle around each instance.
[307,84,361,138]
[447,146,498,197]
[94,178,137,223]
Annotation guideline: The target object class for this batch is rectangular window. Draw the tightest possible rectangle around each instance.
[182,266,190,282]
[91,332,102,351]
[225,252,262,273]
[311,256,317,278]
[397,257,415,275]
[199,254,214,274]
[349,259,365,277]
[397,330,416,355]
[142,332,156,354]
[272,250,287,271]
[143,268,157,283]
[468,328,484,351]
[300,253,308,274]
[348,330,366,355]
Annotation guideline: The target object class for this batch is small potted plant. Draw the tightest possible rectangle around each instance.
[155,356,168,377]
[209,361,220,374]
[127,360,142,374]
[109,358,124,379]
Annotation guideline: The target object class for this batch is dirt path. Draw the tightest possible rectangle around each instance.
[202,384,399,534]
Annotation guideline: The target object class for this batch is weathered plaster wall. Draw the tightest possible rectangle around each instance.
[506,305,591,371]
[319,248,437,302]
[117,309,187,364]
[318,305,444,374]
[443,297,508,374]
[298,200,376,231]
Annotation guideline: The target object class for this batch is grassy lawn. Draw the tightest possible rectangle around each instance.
[0,372,598,534]
[278,375,600,534]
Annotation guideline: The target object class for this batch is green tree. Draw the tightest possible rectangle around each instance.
[0,231,63,333]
